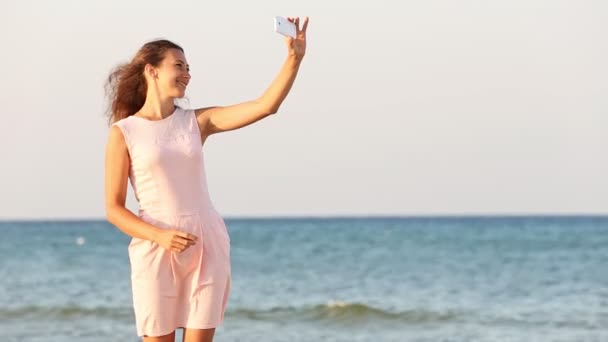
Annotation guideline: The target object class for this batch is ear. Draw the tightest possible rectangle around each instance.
[144,64,158,78]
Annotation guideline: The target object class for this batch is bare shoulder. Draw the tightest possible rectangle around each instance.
[105,124,131,209]
[108,125,125,141]
[107,125,128,152]
[105,125,130,176]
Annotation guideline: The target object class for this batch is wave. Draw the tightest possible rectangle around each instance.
[229,301,463,325]
[0,305,134,320]
[1,302,602,329]
[0,302,460,324]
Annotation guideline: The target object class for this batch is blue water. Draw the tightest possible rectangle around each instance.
[1,216,607,341]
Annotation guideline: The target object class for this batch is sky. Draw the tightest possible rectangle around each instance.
[0,0,606,219]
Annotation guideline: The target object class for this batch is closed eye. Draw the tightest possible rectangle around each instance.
[176,63,190,72]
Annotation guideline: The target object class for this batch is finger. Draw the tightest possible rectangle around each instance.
[176,235,197,247]
[295,17,300,32]
[172,239,188,249]
[177,231,197,242]
[175,240,193,251]
[180,235,197,246]
[179,237,196,247]
[301,16,309,33]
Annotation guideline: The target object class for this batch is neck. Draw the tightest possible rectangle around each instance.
[138,88,176,119]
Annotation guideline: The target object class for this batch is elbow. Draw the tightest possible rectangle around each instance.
[266,104,280,115]
[105,203,122,225]
[105,207,115,225]
[256,97,280,116]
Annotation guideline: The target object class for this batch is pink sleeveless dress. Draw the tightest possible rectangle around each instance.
[112,107,231,337]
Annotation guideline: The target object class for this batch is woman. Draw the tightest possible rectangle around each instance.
[104,17,309,342]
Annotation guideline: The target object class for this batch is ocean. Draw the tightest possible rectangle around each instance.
[1,216,607,341]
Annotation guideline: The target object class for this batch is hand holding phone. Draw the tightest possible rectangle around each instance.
[274,16,297,39]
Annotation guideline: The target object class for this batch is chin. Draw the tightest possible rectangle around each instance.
[171,90,186,98]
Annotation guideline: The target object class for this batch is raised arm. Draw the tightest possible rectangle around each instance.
[195,16,309,137]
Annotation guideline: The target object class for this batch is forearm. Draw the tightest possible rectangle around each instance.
[258,54,303,113]
[196,17,308,134]
[106,205,162,241]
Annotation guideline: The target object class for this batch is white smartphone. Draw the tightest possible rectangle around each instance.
[274,16,297,38]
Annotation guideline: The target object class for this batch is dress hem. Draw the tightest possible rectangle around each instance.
[137,320,224,337]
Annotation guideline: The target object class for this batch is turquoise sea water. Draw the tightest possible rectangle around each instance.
[1,216,607,341]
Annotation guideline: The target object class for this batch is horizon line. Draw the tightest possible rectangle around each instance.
[1,212,607,223]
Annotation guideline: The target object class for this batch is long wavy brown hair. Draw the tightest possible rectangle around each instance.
[105,39,184,125]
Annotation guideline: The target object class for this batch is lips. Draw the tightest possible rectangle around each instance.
[177,81,188,89]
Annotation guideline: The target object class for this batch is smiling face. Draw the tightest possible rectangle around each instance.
[147,48,191,98]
